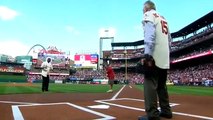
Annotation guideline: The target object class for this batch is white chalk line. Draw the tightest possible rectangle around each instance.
[66,103,115,120]
[3,86,213,120]
[95,98,213,120]
[0,101,37,105]
[96,100,146,111]
[96,98,179,111]
[11,102,115,120]
[12,106,24,120]
[111,85,126,100]
[96,98,179,107]
[173,112,213,120]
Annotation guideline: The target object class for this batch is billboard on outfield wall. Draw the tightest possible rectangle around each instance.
[74,54,98,69]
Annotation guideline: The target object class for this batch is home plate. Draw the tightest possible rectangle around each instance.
[88,105,110,109]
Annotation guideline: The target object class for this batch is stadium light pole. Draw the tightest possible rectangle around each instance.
[99,28,115,70]
[124,49,128,84]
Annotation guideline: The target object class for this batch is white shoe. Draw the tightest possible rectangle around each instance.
[107,90,113,93]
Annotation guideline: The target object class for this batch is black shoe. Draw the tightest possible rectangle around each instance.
[138,116,148,120]
[159,112,172,119]
[138,116,160,120]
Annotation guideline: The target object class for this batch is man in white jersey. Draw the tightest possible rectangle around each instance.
[138,1,172,120]
[41,57,53,92]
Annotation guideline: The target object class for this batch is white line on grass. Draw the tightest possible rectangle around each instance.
[111,85,126,100]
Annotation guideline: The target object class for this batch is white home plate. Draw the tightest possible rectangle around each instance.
[88,105,110,109]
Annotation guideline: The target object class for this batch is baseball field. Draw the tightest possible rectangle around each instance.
[0,83,213,120]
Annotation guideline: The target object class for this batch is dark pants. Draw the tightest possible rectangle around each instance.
[42,75,49,91]
[144,66,172,118]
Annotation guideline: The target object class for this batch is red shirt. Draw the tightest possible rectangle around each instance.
[106,66,115,80]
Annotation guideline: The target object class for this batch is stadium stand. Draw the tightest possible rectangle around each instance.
[168,11,213,86]
[69,69,106,80]
[68,69,144,84]
[101,11,213,86]
[26,11,213,85]
[27,74,67,83]
[0,62,26,82]
[27,46,70,82]
[169,63,213,85]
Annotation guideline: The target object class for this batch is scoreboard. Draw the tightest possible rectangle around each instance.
[74,54,98,68]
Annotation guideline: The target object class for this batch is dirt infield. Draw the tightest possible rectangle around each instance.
[3,83,38,87]
[20,104,100,120]
[0,85,213,120]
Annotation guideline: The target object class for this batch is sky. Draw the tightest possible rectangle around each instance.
[0,0,212,59]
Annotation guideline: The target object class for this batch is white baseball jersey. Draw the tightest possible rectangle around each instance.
[41,61,53,77]
[143,9,170,69]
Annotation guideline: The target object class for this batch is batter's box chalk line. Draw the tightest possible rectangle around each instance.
[12,102,116,120]
[95,97,213,120]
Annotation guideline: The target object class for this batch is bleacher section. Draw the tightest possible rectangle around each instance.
[102,11,213,85]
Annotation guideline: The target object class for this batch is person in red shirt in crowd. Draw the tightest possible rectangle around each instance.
[105,64,115,93]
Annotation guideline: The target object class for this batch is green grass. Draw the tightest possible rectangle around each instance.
[135,85,213,96]
[1,83,212,96]
[0,75,27,82]
[0,85,41,94]
[0,83,122,95]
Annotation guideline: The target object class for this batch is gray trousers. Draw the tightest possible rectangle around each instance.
[144,67,172,118]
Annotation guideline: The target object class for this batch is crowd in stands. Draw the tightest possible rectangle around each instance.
[69,62,213,85]
[169,63,213,85]
[68,69,144,84]
[104,27,213,61]
[105,27,213,60]
[0,62,25,74]
[110,61,138,68]
[35,60,69,69]
[28,27,213,85]
[110,28,213,60]
[69,70,106,80]
[27,74,67,82]
[171,47,213,61]
[114,72,144,84]
[31,64,69,74]
[111,52,143,59]
[27,62,213,85]
[171,27,213,51]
